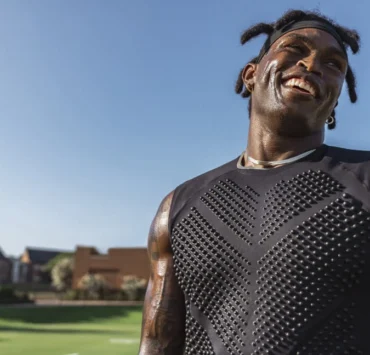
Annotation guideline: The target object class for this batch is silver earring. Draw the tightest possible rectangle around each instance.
[326,116,335,125]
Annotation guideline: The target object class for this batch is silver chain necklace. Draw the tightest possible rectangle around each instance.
[247,149,316,167]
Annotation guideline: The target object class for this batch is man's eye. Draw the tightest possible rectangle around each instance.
[286,44,303,52]
[326,60,342,70]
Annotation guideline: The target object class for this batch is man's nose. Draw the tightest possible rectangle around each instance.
[297,55,323,77]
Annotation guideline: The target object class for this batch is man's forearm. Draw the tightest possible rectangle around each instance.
[139,297,185,355]
[139,277,185,354]
[139,268,185,354]
[139,337,184,355]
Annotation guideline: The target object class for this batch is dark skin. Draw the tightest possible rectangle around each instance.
[242,28,348,167]
[138,28,348,354]
[138,191,185,354]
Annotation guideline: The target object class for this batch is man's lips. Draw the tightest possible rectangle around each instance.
[281,74,321,99]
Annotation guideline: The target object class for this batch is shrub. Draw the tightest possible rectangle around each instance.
[62,288,128,301]
[77,273,110,300]
[121,275,147,301]
[62,289,80,300]
[0,286,32,304]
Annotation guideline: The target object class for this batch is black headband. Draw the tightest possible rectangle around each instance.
[257,20,348,63]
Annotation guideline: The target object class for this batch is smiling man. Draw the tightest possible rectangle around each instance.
[139,10,370,355]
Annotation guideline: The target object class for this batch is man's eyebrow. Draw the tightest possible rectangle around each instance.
[281,33,348,60]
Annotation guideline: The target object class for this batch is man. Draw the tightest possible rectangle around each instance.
[139,9,370,355]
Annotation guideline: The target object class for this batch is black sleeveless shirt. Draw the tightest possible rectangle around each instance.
[169,145,370,355]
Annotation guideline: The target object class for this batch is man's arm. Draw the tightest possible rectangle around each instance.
[139,191,186,354]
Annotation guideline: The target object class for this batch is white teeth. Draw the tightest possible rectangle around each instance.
[285,78,315,96]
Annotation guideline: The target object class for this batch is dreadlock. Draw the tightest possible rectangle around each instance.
[235,10,360,130]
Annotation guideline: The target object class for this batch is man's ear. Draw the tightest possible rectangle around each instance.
[242,63,258,92]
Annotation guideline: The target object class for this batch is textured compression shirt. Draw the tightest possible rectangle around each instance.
[169,144,370,355]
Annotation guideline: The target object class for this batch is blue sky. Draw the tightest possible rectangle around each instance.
[1,0,369,256]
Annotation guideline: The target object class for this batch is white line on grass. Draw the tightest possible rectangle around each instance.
[109,338,139,344]
[64,353,79,355]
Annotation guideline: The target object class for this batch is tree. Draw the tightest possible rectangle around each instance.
[51,257,74,291]
[43,253,74,273]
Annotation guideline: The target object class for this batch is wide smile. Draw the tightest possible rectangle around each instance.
[280,75,321,100]
[284,78,314,95]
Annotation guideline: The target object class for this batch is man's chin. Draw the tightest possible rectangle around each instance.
[271,106,317,136]
[274,118,315,137]
[276,95,320,120]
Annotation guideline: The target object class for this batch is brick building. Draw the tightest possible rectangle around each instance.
[72,246,149,290]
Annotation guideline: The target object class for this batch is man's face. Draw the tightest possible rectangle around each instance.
[246,28,348,136]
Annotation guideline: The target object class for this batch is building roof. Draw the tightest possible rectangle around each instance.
[26,247,72,264]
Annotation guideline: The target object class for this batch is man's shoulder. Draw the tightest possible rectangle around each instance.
[326,144,370,164]
[175,156,239,196]
[169,156,239,223]
[326,145,370,188]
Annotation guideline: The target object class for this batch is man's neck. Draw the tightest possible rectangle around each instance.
[245,118,324,168]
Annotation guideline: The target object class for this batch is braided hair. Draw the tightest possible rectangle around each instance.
[235,10,360,129]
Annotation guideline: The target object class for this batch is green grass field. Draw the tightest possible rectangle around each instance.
[0,306,143,355]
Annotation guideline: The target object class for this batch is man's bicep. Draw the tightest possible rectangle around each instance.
[139,192,185,354]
